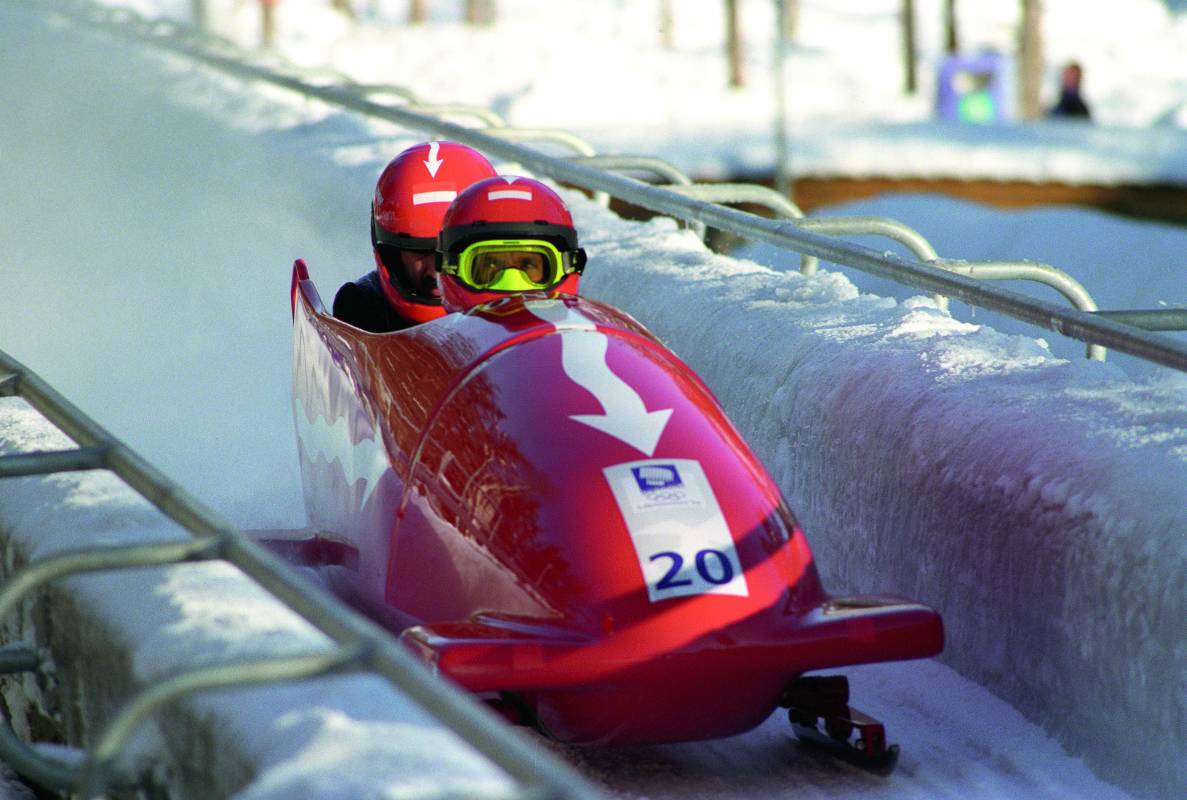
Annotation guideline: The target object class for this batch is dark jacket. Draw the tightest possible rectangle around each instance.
[332,271,415,333]
[1050,90,1091,119]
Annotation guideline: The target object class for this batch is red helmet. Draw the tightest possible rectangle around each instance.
[437,176,587,313]
[371,141,498,323]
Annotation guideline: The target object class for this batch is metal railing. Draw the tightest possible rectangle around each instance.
[37,0,1187,371]
[562,161,1110,353]
[0,351,608,800]
[405,103,507,128]
[661,190,1108,358]
[568,154,694,188]
[1094,308,1187,330]
[354,83,421,104]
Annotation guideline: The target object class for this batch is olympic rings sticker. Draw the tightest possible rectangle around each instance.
[604,459,748,602]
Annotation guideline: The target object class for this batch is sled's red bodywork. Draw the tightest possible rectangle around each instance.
[287,261,942,745]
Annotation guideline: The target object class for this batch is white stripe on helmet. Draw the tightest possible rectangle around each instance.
[487,190,533,201]
[412,190,457,205]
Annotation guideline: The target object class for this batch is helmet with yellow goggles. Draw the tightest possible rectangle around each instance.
[447,239,579,292]
[436,176,588,313]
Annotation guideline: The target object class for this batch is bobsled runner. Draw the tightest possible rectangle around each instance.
[276,260,942,762]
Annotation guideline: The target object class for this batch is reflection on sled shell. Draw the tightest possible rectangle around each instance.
[285,260,942,745]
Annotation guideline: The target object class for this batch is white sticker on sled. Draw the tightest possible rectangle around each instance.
[604,459,748,602]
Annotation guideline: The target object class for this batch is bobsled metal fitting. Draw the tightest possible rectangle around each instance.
[0,645,41,675]
[782,675,899,773]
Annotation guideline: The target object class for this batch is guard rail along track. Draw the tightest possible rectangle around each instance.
[35,0,1187,373]
[0,350,612,797]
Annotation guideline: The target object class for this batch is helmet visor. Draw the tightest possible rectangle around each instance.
[455,240,566,291]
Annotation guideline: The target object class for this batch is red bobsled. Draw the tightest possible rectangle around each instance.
[283,260,942,754]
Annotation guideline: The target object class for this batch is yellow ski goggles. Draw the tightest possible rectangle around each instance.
[446,239,570,291]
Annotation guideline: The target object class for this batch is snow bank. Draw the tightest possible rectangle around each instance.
[575,202,1187,800]
[0,400,516,799]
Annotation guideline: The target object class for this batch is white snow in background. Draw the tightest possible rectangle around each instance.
[96,0,1187,182]
[1,1,1185,799]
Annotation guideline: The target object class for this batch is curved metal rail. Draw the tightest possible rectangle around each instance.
[0,352,608,800]
[80,646,370,799]
[798,215,936,280]
[566,155,709,239]
[671,183,805,221]
[353,83,420,104]
[567,154,694,187]
[1093,309,1187,330]
[793,220,1105,359]
[934,259,1103,359]
[669,183,812,271]
[0,538,223,794]
[484,128,609,207]
[40,0,1187,370]
[404,103,507,128]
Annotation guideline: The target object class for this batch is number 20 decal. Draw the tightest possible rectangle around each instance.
[604,459,748,601]
[649,549,736,590]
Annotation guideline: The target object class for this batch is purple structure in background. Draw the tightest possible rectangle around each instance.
[936,52,1010,123]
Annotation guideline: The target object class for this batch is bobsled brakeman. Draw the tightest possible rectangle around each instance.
[276,176,943,768]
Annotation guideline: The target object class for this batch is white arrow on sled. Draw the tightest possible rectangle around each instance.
[530,302,672,456]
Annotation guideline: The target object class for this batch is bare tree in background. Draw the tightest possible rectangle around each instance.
[784,0,799,41]
[409,0,426,24]
[191,0,207,31]
[902,0,916,93]
[1019,0,1043,118]
[260,0,277,47]
[943,0,958,54]
[659,0,673,49]
[725,0,744,88]
[465,0,495,26]
[772,0,792,198]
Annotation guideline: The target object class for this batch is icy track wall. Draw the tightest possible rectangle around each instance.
[575,201,1187,800]
[0,402,516,799]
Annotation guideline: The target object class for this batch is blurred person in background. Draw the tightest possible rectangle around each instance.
[1049,61,1091,120]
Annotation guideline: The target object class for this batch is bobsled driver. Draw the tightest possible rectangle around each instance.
[436,176,587,313]
[333,141,498,332]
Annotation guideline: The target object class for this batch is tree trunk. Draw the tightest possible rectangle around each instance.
[772,0,792,199]
[191,0,207,31]
[725,0,744,88]
[331,0,355,19]
[902,0,916,94]
[408,0,426,24]
[784,0,799,41]
[659,0,673,49]
[943,0,958,54]
[260,0,277,48]
[1019,0,1044,119]
[465,0,495,26]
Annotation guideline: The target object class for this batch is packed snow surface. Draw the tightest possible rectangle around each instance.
[1,2,1185,800]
